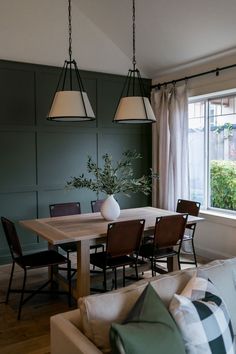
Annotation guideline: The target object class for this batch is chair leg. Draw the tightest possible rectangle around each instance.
[50,265,53,282]
[67,260,72,307]
[114,268,117,289]
[177,252,181,270]
[123,266,125,287]
[151,258,155,277]
[50,265,58,291]
[135,262,139,280]
[67,251,70,280]
[18,268,27,320]
[92,247,97,271]
[6,262,15,304]
[191,239,198,267]
[103,268,107,292]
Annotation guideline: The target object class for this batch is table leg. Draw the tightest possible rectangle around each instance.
[48,242,59,279]
[76,240,90,298]
[169,256,179,272]
[167,257,173,272]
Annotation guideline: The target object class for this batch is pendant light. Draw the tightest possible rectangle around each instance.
[113,0,156,123]
[47,0,95,122]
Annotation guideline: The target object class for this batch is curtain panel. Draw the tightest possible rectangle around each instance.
[151,84,189,211]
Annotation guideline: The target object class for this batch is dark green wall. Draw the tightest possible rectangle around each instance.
[0,60,152,264]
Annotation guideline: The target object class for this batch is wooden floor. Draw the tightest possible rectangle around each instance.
[0,254,208,354]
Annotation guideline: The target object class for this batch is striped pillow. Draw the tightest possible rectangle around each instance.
[169,274,235,354]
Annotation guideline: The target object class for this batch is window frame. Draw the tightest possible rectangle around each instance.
[188,90,236,215]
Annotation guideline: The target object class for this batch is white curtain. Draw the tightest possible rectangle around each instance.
[152,84,189,211]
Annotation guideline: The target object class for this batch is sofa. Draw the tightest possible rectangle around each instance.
[51,258,236,354]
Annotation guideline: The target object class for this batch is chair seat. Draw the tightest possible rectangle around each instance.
[16,250,67,268]
[90,244,104,250]
[90,252,135,269]
[139,243,178,259]
[59,242,77,253]
[59,242,103,253]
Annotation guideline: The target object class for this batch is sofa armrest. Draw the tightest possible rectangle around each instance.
[51,311,102,354]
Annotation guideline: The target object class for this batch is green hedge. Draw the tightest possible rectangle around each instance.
[210,160,236,211]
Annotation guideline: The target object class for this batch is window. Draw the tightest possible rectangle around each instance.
[188,92,236,213]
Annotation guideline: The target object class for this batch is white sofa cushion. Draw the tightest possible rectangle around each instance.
[79,281,147,353]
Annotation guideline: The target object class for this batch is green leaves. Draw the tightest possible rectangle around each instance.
[210,160,236,211]
[66,150,156,197]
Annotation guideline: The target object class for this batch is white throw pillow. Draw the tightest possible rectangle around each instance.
[169,274,235,354]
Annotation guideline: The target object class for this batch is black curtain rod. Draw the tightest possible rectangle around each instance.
[151,63,236,90]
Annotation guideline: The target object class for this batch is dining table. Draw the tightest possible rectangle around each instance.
[20,206,204,299]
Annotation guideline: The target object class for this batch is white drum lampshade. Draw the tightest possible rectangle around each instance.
[114,96,156,123]
[47,91,95,121]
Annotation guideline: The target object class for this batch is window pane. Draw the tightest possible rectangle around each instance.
[209,98,236,211]
[189,94,236,213]
[189,101,205,206]
[209,98,222,117]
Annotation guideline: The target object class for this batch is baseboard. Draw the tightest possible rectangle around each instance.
[196,246,235,261]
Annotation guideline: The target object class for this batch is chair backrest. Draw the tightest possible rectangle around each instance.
[91,199,105,213]
[106,219,145,258]
[1,217,23,259]
[176,199,200,217]
[153,214,188,249]
[49,202,81,217]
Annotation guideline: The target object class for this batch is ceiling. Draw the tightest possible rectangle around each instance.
[75,0,236,78]
[1,0,236,79]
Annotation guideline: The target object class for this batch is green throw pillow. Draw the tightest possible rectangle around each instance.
[110,283,186,354]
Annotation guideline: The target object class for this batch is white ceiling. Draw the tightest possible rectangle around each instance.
[1,0,236,79]
[75,0,236,78]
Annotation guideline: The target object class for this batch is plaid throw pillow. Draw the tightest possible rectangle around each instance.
[169,273,235,354]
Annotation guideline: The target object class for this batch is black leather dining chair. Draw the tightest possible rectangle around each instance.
[49,202,104,277]
[176,199,201,267]
[90,200,105,267]
[1,216,72,320]
[90,219,145,291]
[91,199,106,213]
[139,214,188,276]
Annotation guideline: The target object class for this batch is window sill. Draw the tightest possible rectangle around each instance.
[199,209,236,227]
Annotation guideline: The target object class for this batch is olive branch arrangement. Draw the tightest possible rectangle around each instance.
[67,150,157,197]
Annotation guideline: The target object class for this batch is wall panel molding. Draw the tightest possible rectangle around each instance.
[0,59,152,264]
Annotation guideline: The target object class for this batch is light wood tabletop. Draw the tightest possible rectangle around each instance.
[20,207,204,298]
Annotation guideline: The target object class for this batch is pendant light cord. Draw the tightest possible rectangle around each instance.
[68,0,72,62]
[132,0,136,71]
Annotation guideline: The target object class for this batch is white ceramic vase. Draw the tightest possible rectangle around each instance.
[100,195,120,221]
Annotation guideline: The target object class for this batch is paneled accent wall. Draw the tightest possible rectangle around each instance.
[0,60,152,264]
